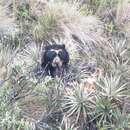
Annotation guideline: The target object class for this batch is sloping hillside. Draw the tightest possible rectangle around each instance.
[0,0,130,130]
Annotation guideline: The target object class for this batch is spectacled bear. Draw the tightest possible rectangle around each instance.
[41,44,69,77]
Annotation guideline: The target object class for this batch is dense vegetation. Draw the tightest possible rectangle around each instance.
[0,0,130,130]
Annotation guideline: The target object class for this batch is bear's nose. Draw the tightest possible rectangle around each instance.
[52,56,62,67]
[55,56,60,63]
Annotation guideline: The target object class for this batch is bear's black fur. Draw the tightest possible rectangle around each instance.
[41,44,69,77]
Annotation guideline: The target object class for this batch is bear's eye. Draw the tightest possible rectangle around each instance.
[46,51,57,61]
[58,50,69,62]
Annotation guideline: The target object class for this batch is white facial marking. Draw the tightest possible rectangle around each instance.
[50,49,62,54]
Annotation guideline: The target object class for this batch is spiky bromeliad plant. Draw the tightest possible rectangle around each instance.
[62,82,96,125]
[95,74,129,128]
[96,74,128,104]
[110,108,130,130]
[97,107,130,130]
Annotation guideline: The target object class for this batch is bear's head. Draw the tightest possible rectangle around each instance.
[41,44,69,77]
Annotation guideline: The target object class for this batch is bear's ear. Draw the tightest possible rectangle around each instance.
[61,44,65,49]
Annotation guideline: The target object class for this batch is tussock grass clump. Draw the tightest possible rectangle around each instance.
[12,42,42,74]
[0,45,18,81]
[32,2,82,41]
[32,8,59,41]
[32,1,105,62]
[0,5,17,35]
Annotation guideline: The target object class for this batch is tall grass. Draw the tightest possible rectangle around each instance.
[0,0,130,130]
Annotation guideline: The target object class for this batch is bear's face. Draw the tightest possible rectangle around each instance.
[42,44,69,69]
